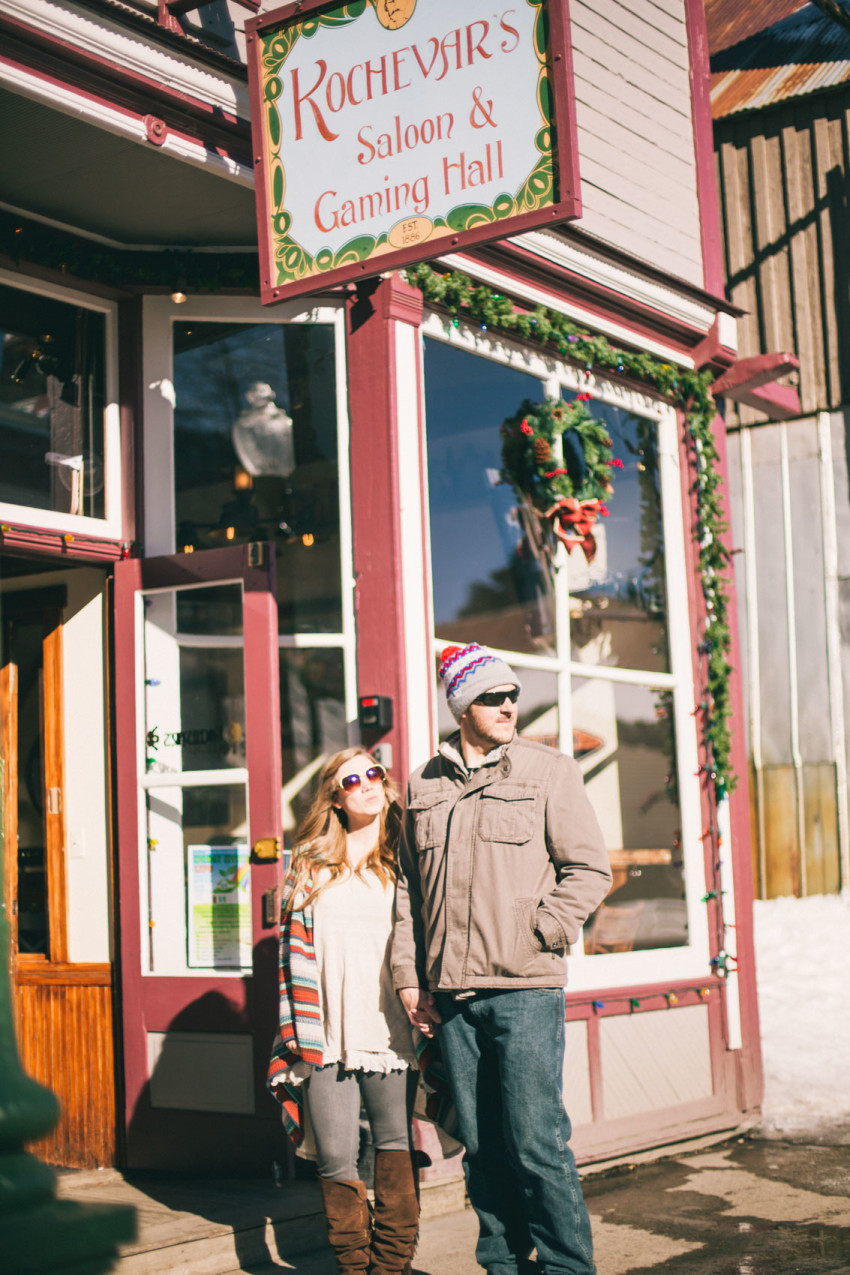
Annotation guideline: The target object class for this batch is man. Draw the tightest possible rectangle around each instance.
[392,643,612,1275]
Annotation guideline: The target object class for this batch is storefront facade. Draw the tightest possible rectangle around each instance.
[0,0,762,1174]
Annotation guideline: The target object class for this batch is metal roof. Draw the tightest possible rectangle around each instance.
[708,1,850,118]
[706,0,809,55]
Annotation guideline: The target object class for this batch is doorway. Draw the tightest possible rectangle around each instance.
[1,577,116,1168]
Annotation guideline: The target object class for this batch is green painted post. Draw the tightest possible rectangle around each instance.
[0,595,136,1272]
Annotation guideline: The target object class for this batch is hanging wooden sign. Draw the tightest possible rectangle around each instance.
[246,0,581,303]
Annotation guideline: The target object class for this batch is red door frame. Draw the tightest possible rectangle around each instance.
[114,542,283,1167]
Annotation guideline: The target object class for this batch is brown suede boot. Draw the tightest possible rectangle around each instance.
[319,1177,371,1272]
[369,1149,420,1275]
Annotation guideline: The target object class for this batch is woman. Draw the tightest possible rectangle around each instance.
[268,748,419,1274]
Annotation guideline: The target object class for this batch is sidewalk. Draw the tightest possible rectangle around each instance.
[56,1136,850,1274]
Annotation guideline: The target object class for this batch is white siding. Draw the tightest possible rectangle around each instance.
[571,0,704,285]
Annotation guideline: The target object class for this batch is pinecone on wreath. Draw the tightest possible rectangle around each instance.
[533,437,552,464]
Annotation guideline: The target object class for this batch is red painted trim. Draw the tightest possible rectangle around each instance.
[113,555,147,1123]
[566,978,723,1018]
[469,241,711,359]
[414,313,436,750]
[560,227,744,317]
[243,548,283,851]
[684,0,726,298]
[712,352,799,396]
[0,24,252,164]
[692,315,737,374]
[585,1013,604,1122]
[548,0,582,219]
[119,298,143,550]
[69,0,248,76]
[727,382,801,420]
[346,276,417,782]
[678,406,763,1112]
[705,414,764,1113]
[246,0,581,306]
[0,522,128,561]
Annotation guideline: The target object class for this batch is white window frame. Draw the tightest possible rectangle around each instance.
[420,312,709,989]
[0,268,122,539]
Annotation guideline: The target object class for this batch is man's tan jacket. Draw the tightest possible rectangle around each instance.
[391,735,613,993]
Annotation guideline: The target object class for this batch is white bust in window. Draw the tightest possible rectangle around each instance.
[231,382,295,478]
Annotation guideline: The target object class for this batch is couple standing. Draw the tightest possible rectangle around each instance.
[268,642,613,1275]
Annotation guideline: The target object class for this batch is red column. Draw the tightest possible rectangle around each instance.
[346,275,424,783]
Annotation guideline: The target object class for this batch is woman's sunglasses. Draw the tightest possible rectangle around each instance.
[473,688,520,707]
[337,763,388,793]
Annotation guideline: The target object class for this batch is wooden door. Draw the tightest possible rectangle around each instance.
[114,543,284,1172]
[1,586,116,1168]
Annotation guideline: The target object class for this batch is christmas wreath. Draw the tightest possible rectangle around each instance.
[500,396,622,561]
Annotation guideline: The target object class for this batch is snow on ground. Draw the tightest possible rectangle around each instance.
[752,891,850,1142]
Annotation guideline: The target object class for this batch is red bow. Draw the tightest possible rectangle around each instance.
[544,497,601,561]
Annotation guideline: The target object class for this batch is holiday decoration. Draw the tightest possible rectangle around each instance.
[499,397,616,561]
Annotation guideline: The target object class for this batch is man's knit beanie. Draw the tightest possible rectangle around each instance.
[438,643,521,722]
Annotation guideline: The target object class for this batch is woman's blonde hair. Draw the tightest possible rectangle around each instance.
[282,747,401,911]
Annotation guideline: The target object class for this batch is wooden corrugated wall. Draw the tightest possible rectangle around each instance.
[715,90,850,426]
[571,0,703,286]
[715,90,850,895]
[14,965,116,1169]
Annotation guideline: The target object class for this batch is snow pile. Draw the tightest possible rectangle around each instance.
[753,891,850,1142]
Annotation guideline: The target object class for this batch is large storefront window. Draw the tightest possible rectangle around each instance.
[424,326,702,972]
[425,339,551,656]
[0,279,107,522]
[173,321,341,634]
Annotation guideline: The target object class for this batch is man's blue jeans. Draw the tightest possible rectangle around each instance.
[435,989,594,1275]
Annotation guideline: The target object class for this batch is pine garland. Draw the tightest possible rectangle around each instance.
[406,259,736,801]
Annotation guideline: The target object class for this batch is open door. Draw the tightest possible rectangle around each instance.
[114,542,284,1171]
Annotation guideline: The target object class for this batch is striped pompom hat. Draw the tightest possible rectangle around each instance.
[438,643,521,722]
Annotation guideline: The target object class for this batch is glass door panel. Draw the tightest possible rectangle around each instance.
[576,677,687,955]
[145,782,249,973]
[143,585,246,778]
[140,581,251,975]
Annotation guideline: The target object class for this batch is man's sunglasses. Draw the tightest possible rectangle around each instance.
[337,763,388,792]
[473,688,520,707]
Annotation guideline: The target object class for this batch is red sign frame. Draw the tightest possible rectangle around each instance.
[246,0,582,304]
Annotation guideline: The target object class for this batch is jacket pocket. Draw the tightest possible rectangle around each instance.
[513,896,543,959]
[409,792,451,851]
[478,784,536,844]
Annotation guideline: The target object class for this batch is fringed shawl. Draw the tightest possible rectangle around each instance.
[267,859,323,1147]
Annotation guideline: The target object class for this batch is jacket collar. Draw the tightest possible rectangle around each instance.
[439,731,512,783]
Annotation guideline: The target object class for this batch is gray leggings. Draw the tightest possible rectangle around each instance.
[306,1064,416,1182]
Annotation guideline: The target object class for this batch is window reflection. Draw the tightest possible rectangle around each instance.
[143,586,246,776]
[424,339,552,656]
[577,679,687,953]
[564,396,669,674]
[0,283,106,519]
[280,648,347,838]
[172,322,341,633]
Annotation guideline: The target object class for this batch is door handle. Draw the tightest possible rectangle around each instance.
[253,837,281,861]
